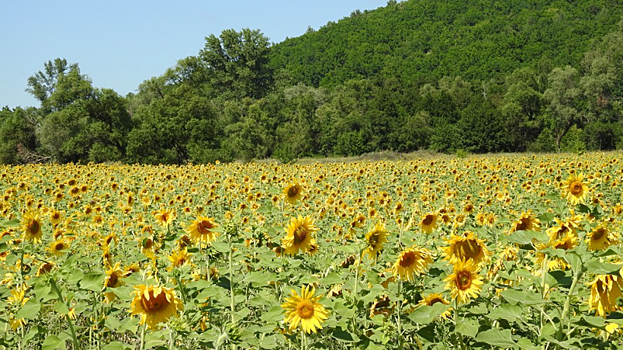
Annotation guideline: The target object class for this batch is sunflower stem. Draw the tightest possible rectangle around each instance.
[228,229,236,324]
[50,278,81,350]
[453,298,465,350]
[139,323,146,350]
[558,270,581,341]
[396,279,403,343]
[301,328,308,350]
[539,254,549,334]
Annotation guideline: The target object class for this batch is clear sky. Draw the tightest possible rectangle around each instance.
[1,0,395,109]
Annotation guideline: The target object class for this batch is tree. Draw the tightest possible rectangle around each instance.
[0,107,39,163]
[543,66,583,151]
[199,28,273,100]
[26,58,84,114]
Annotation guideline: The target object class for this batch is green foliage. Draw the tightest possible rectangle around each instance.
[5,3,623,164]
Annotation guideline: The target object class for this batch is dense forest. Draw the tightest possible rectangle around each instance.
[2,0,623,164]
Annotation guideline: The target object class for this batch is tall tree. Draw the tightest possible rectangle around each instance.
[199,28,273,99]
[543,66,583,151]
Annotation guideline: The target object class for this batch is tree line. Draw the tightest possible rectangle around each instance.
[1,1,623,164]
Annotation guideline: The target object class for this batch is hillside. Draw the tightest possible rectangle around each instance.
[3,0,623,164]
[270,0,623,87]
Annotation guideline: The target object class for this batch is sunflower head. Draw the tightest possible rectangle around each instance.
[283,183,302,205]
[420,212,438,234]
[510,211,541,233]
[281,285,329,334]
[393,247,433,282]
[588,274,623,317]
[48,239,70,256]
[167,248,193,270]
[444,260,484,305]
[363,223,388,261]
[281,216,318,255]
[562,173,589,205]
[442,232,490,265]
[21,211,43,243]
[154,208,176,227]
[418,293,452,319]
[186,217,219,245]
[129,284,183,329]
[587,225,617,251]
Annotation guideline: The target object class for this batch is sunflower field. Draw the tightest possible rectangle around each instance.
[1,152,623,349]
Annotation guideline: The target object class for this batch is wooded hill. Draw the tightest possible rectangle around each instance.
[2,0,623,164]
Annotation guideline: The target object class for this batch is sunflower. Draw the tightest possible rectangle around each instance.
[418,293,452,319]
[562,173,589,205]
[21,211,43,243]
[536,232,578,271]
[104,262,124,303]
[588,274,623,317]
[281,285,329,334]
[283,183,302,205]
[48,239,70,256]
[186,216,219,245]
[362,222,388,261]
[129,284,183,329]
[393,247,433,282]
[420,212,438,234]
[441,232,490,265]
[154,208,176,227]
[369,294,394,318]
[509,210,541,233]
[281,216,318,255]
[546,218,576,244]
[168,248,193,270]
[50,210,63,226]
[444,259,484,304]
[586,225,617,250]
[36,262,54,277]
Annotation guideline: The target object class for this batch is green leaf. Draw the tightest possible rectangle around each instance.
[79,272,105,292]
[572,315,605,329]
[259,335,279,349]
[212,242,230,253]
[486,304,523,323]
[502,230,548,246]
[261,305,283,323]
[101,341,132,350]
[332,327,360,342]
[321,272,342,285]
[41,333,71,350]
[407,302,449,324]
[475,328,515,347]
[564,251,583,275]
[455,319,479,337]
[500,289,546,306]
[244,271,277,286]
[54,300,69,314]
[585,261,622,275]
[16,299,41,320]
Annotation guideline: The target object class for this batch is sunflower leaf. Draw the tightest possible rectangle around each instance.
[331,327,360,342]
[101,341,133,350]
[486,304,523,323]
[585,261,622,275]
[79,272,105,292]
[475,328,515,347]
[212,242,230,253]
[16,299,41,320]
[407,302,449,324]
[260,305,283,323]
[455,319,478,337]
[503,230,548,246]
[500,289,546,306]
[41,335,68,350]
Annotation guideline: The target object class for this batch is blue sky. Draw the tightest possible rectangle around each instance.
[1,0,395,109]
